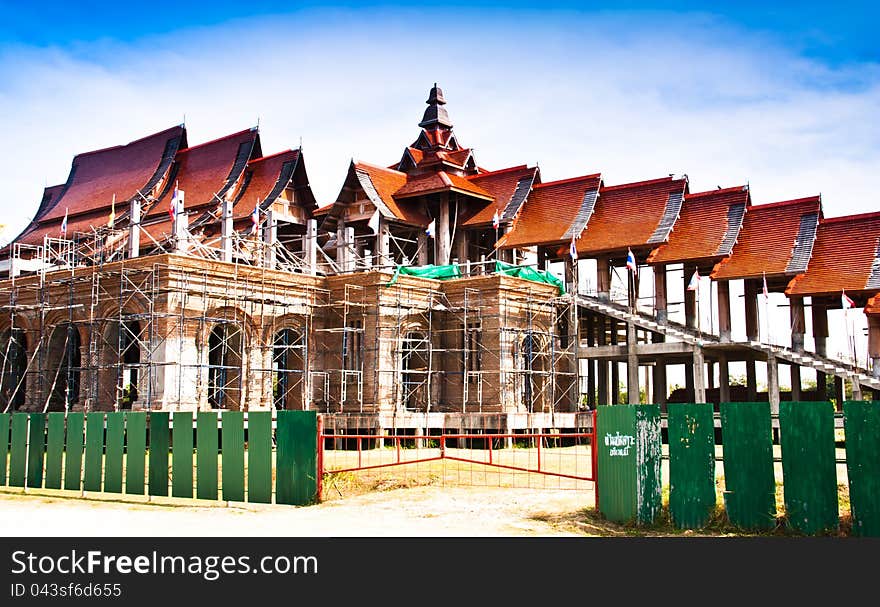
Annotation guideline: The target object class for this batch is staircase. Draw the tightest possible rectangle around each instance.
[577,293,880,392]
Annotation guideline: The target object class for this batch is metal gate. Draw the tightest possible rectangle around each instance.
[317,412,597,501]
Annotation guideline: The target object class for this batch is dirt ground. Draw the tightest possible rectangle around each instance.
[0,486,596,537]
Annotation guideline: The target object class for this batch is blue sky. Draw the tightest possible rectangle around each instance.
[0,1,877,372]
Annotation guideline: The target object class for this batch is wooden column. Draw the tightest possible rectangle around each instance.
[626,321,639,404]
[586,314,596,408]
[717,280,731,342]
[537,248,547,271]
[654,264,667,323]
[718,353,731,403]
[417,230,429,266]
[790,296,805,352]
[813,299,828,398]
[744,279,759,341]
[834,376,844,411]
[653,360,667,409]
[684,361,695,402]
[597,258,611,301]
[455,229,468,266]
[684,264,697,330]
[436,193,451,265]
[564,258,576,297]
[790,364,802,401]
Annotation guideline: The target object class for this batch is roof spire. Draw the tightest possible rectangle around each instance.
[419,83,452,129]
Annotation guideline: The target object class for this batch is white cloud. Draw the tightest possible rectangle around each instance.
[0,8,878,243]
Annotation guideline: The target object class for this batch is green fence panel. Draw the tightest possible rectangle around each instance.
[668,403,716,529]
[9,413,28,487]
[104,413,125,494]
[83,413,105,492]
[247,412,272,504]
[172,412,194,498]
[196,412,218,500]
[0,413,8,486]
[843,401,880,536]
[26,414,46,488]
[596,404,662,524]
[719,402,776,530]
[125,412,146,495]
[63,413,84,491]
[221,412,245,502]
[44,413,66,489]
[149,412,170,496]
[779,401,838,534]
[276,411,318,506]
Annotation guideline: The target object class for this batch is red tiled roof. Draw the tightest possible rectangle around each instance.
[231,150,301,221]
[648,186,750,265]
[313,203,333,215]
[41,125,184,222]
[574,176,688,256]
[786,211,880,297]
[147,128,259,218]
[394,171,492,200]
[462,165,538,227]
[15,211,116,247]
[500,173,601,248]
[712,196,822,280]
[354,162,429,225]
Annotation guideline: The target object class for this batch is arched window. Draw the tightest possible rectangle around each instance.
[99,319,142,410]
[47,324,81,411]
[0,329,27,411]
[401,331,429,410]
[208,323,243,410]
[519,332,544,413]
[273,328,305,410]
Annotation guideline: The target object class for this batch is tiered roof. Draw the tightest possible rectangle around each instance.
[786,211,880,298]
[573,176,688,257]
[712,196,822,281]
[648,185,749,266]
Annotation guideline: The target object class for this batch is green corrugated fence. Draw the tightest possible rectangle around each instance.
[0,410,317,506]
[667,403,716,529]
[843,401,880,537]
[778,401,838,534]
[719,402,777,530]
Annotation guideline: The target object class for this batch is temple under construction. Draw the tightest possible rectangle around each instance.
[1,84,879,437]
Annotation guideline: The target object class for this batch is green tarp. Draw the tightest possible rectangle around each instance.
[386,263,462,286]
[494,261,565,294]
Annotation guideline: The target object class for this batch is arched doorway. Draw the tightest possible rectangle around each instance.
[400,330,429,411]
[273,327,306,410]
[46,324,81,411]
[100,319,142,409]
[208,323,243,410]
[0,329,27,411]
[519,331,546,412]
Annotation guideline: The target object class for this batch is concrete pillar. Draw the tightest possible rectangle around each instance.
[767,354,780,416]
[436,194,451,265]
[812,299,828,356]
[717,280,731,342]
[455,230,468,270]
[597,316,608,406]
[790,296,805,352]
[653,361,667,409]
[610,319,619,404]
[415,230,428,266]
[337,224,354,272]
[305,219,317,275]
[375,217,390,267]
[868,316,880,378]
[262,209,277,269]
[219,199,233,262]
[718,354,731,403]
[746,358,757,401]
[684,362,695,402]
[564,257,576,296]
[852,377,862,402]
[654,265,667,324]
[626,321,639,404]
[172,190,188,253]
[744,279,759,341]
[790,364,801,401]
[834,376,844,411]
[128,198,141,258]
[693,347,706,403]
[597,258,611,301]
[684,264,697,330]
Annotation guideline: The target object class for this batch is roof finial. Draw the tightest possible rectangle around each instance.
[420,83,452,129]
